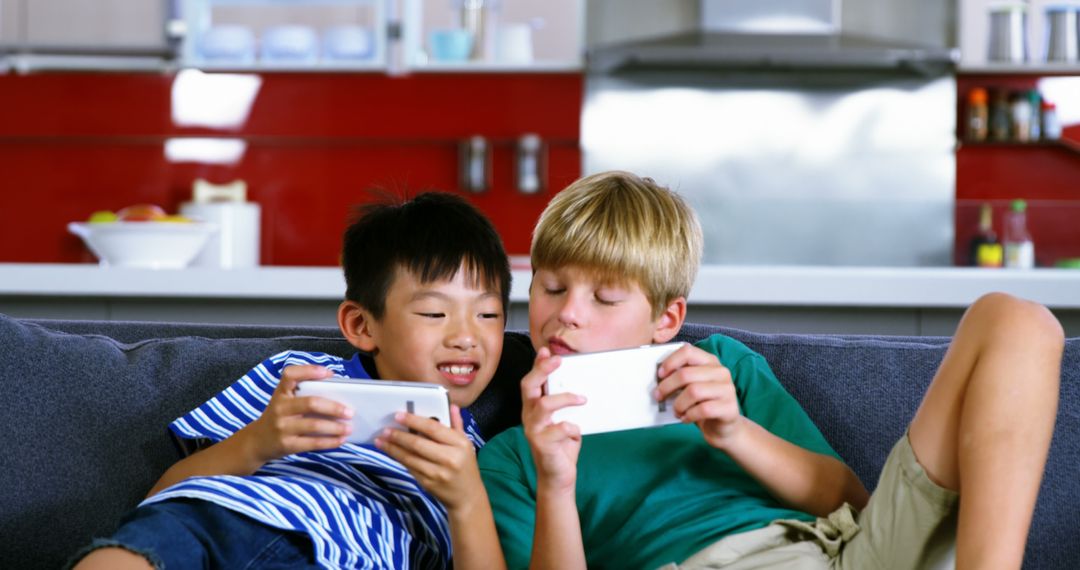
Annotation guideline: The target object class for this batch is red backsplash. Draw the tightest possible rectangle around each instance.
[0,72,583,266]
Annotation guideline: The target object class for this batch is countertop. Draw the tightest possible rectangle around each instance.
[2,263,1079,308]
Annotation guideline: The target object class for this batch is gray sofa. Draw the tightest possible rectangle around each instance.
[1,313,1076,569]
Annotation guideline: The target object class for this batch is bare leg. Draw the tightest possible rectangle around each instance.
[73,547,155,570]
[908,292,1063,570]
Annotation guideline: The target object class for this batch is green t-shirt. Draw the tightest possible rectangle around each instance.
[478,334,841,570]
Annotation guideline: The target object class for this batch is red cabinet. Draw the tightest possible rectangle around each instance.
[0,72,583,265]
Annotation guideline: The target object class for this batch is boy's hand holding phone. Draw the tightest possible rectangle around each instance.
[654,344,745,450]
[286,373,477,508]
[546,343,686,435]
[521,347,586,494]
[374,407,486,511]
[245,365,355,463]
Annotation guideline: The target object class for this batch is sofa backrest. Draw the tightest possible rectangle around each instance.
[1,314,1075,569]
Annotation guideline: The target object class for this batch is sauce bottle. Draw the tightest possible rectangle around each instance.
[969,203,1003,267]
[1003,199,1035,269]
[1027,90,1042,141]
[1011,92,1032,142]
[1042,100,1062,140]
[989,89,1011,141]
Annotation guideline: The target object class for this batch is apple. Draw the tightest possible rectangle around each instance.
[159,215,194,223]
[117,204,167,222]
[87,210,118,223]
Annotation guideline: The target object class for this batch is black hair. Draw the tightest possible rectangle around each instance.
[342,191,511,319]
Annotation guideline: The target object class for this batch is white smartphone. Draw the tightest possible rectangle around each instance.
[544,342,686,436]
[295,378,452,444]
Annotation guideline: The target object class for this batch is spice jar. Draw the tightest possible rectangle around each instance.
[967,88,989,142]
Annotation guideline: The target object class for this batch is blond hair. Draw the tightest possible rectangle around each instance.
[531,171,703,319]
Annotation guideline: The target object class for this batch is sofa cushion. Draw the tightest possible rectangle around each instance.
[0,315,346,569]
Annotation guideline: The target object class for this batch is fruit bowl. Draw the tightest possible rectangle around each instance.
[68,221,217,269]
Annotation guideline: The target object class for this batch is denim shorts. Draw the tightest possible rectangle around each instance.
[66,498,321,570]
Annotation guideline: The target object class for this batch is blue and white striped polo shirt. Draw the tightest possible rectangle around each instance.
[143,350,486,569]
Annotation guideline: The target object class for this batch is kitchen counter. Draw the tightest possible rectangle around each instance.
[1,263,1078,306]
[690,265,1080,308]
[2,263,1078,334]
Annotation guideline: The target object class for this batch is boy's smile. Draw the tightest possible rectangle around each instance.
[529,265,671,354]
[438,360,480,386]
[355,265,505,407]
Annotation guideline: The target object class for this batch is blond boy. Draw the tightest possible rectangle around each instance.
[478,171,1064,569]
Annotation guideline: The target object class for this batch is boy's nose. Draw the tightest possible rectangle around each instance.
[447,320,478,349]
[448,333,476,349]
[557,297,583,329]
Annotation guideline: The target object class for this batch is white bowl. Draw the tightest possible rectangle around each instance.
[69,222,217,269]
[261,25,319,63]
[200,25,257,63]
[323,26,374,60]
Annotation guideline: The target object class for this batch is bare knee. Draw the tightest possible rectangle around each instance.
[73,546,156,570]
[966,292,1065,349]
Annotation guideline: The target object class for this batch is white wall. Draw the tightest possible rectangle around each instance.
[585,0,699,47]
[843,0,955,49]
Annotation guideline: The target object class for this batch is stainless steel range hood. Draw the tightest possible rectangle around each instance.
[589,0,958,75]
[590,31,958,74]
[581,0,957,267]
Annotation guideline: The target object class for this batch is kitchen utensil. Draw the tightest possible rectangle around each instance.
[461,0,492,61]
[429,29,473,62]
[988,3,1028,63]
[180,179,260,269]
[1045,6,1078,62]
[515,133,543,194]
[496,23,533,64]
[179,202,260,268]
[459,136,489,192]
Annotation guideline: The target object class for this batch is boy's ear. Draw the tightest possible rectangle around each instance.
[338,300,378,352]
[652,296,687,344]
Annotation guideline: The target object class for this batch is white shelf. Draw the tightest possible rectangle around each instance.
[203,0,380,5]
[180,60,387,72]
[407,60,582,73]
[7,54,170,73]
[959,63,1080,74]
[174,0,586,76]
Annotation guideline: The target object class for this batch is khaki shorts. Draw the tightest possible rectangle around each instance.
[658,433,958,570]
